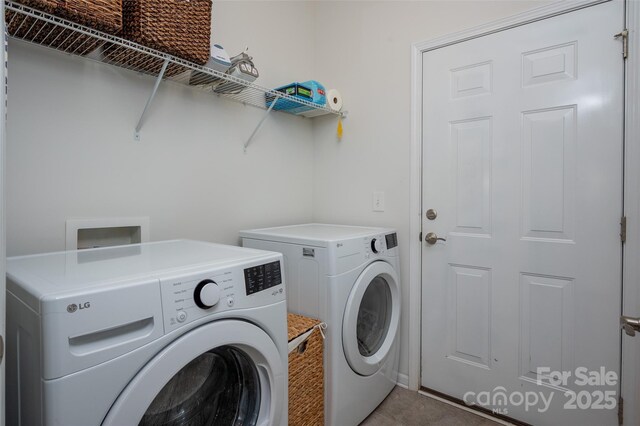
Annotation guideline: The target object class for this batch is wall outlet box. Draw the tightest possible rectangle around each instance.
[66,217,150,250]
[372,191,385,212]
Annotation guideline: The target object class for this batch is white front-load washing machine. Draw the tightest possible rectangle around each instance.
[6,240,288,426]
[241,224,401,426]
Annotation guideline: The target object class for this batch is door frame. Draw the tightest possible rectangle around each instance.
[408,1,639,424]
[1,0,6,423]
[621,2,640,425]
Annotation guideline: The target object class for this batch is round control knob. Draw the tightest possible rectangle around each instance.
[194,279,221,309]
[371,238,382,253]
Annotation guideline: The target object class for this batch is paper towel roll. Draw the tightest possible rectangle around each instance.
[326,89,343,112]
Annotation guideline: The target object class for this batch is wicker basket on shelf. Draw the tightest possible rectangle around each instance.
[105,0,212,76]
[7,0,122,55]
[288,313,325,426]
[57,0,122,34]
[6,0,58,44]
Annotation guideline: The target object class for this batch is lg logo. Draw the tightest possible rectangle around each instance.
[67,302,91,313]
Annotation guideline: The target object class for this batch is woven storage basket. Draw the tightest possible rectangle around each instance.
[288,313,324,426]
[6,0,59,44]
[107,0,211,75]
[7,0,121,55]
[57,0,122,34]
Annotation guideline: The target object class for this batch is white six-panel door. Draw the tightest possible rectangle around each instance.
[421,2,624,425]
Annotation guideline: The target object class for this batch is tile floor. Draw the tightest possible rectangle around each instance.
[360,387,502,426]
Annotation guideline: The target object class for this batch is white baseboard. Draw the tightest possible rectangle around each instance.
[396,373,409,389]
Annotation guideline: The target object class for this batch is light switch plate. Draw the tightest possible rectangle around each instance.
[372,191,385,212]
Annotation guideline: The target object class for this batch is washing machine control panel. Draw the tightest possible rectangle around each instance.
[159,258,285,333]
[193,279,221,309]
[160,270,236,331]
[243,260,282,295]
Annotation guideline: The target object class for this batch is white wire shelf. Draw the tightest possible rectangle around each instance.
[5,0,344,145]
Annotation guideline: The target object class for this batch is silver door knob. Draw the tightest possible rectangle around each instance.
[425,232,446,245]
[621,315,640,336]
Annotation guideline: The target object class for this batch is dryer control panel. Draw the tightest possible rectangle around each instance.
[385,232,398,249]
[364,232,398,258]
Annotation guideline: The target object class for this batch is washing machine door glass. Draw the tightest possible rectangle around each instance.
[342,261,401,376]
[139,346,260,426]
[102,320,285,426]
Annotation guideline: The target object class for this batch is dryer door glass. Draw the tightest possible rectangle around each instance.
[139,346,260,426]
[342,261,400,376]
[357,275,392,357]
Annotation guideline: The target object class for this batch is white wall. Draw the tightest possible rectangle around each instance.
[311,0,549,383]
[7,1,318,256]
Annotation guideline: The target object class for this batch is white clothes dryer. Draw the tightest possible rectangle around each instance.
[241,224,401,426]
[6,240,288,426]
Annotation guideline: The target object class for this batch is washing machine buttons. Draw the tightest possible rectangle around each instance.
[226,297,235,307]
[176,311,188,323]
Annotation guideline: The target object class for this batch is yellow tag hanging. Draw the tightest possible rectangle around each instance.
[337,117,343,140]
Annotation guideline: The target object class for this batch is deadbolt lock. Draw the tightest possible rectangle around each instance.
[426,209,438,220]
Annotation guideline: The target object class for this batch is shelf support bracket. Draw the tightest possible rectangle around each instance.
[134,58,170,141]
[244,94,280,152]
